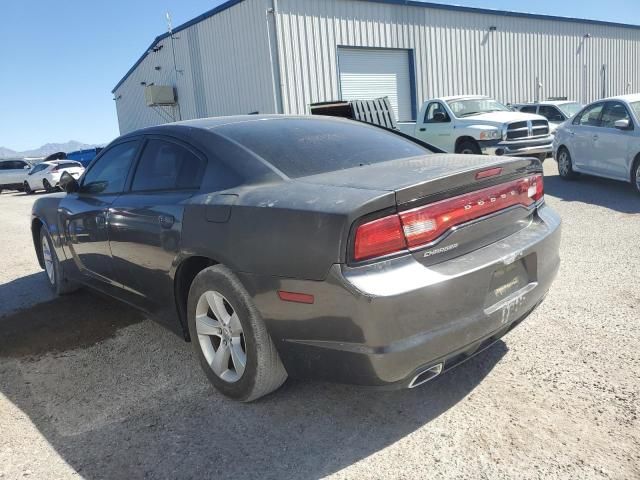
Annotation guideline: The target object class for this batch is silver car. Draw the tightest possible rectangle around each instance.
[553,94,640,194]
[0,159,30,193]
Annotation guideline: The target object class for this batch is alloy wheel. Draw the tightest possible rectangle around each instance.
[558,151,570,176]
[195,290,247,383]
[41,236,55,285]
[636,164,640,191]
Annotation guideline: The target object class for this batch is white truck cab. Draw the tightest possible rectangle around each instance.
[398,95,554,159]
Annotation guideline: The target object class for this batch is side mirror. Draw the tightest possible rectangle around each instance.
[614,119,631,130]
[433,111,448,123]
[59,171,79,193]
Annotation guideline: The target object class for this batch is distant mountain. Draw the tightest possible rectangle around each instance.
[0,141,105,159]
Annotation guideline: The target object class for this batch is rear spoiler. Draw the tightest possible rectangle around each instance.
[309,97,398,130]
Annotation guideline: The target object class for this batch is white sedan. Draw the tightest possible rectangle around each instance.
[553,94,640,194]
[24,160,85,194]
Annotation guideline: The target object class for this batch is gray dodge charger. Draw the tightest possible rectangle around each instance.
[31,115,561,401]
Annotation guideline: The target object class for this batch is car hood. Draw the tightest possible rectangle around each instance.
[461,111,546,124]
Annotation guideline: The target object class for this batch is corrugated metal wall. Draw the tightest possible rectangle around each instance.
[273,0,640,118]
[114,0,275,134]
[114,0,640,133]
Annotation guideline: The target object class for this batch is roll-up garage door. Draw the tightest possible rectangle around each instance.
[338,47,413,122]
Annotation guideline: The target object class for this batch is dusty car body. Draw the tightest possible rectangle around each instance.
[31,115,561,400]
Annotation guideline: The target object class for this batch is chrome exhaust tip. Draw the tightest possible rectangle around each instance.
[408,363,444,388]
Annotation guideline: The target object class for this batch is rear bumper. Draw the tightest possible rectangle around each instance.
[238,204,561,388]
[480,136,554,157]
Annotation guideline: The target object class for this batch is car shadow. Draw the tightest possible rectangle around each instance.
[0,272,56,316]
[0,288,508,479]
[544,170,640,214]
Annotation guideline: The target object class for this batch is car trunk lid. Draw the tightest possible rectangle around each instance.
[299,153,543,265]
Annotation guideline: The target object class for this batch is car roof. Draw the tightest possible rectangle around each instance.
[513,100,580,106]
[600,93,640,103]
[122,114,382,138]
[437,95,489,102]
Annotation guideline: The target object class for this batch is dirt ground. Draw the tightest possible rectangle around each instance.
[0,161,638,480]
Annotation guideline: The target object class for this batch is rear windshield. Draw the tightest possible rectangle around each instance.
[55,161,82,169]
[216,118,430,178]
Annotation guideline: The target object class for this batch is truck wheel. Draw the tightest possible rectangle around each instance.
[456,139,481,155]
[557,147,578,180]
[187,265,287,402]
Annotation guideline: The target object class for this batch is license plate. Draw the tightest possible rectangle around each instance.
[485,258,530,309]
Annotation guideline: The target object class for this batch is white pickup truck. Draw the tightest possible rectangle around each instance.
[397,95,554,160]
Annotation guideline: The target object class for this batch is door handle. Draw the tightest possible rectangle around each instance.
[419,128,426,132]
[158,214,175,229]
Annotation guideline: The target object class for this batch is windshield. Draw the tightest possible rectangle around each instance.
[447,98,511,118]
[557,102,583,118]
[630,102,640,120]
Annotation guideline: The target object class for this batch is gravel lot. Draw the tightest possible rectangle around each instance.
[0,161,638,480]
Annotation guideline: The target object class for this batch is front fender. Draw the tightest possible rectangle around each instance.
[31,194,66,267]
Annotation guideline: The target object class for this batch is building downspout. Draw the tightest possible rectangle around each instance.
[266,0,284,114]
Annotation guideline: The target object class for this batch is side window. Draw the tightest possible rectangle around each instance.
[539,106,565,122]
[81,141,139,195]
[576,103,604,127]
[424,102,450,123]
[519,105,538,114]
[0,162,8,170]
[29,164,47,175]
[601,102,632,129]
[131,139,206,192]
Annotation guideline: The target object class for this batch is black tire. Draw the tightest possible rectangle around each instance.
[24,181,34,195]
[456,139,481,155]
[632,157,640,195]
[187,265,287,402]
[556,147,578,180]
[39,227,79,295]
[43,179,54,193]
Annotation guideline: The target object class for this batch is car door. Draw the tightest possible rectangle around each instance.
[108,137,207,316]
[59,140,141,286]
[415,102,454,151]
[568,102,605,172]
[26,163,48,189]
[591,101,634,180]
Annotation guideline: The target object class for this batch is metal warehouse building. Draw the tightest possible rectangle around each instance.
[112,0,640,134]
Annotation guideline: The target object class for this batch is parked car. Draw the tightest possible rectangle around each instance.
[31,116,561,401]
[553,94,640,194]
[24,160,85,194]
[397,95,554,160]
[512,101,583,134]
[0,159,30,193]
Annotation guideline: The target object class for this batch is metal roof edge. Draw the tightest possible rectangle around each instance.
[364,0,640,31]
[111,0,246,93]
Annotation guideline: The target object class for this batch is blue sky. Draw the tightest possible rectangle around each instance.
[1,0,638,151]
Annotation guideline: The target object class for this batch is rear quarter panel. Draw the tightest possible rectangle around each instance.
[181,183,395,281]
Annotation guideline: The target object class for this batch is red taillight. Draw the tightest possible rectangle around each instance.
[353,214,406,261]
[352,174,543,261]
